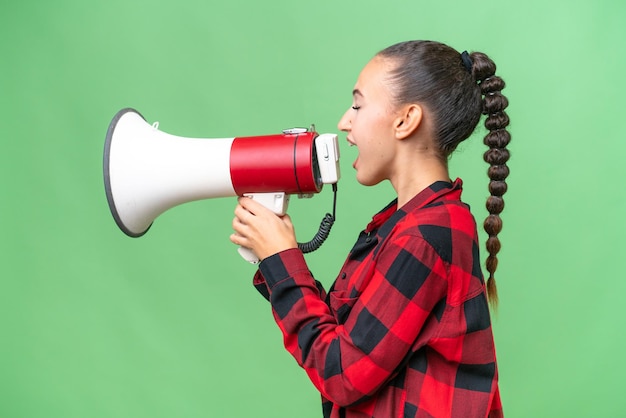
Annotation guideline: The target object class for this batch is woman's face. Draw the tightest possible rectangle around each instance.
[338,56,400,187]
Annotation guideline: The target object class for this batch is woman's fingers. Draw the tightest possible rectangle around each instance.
[230,197,298,261]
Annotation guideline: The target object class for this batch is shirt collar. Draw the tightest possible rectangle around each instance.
[364,178,463,233]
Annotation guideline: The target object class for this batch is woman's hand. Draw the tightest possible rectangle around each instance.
[230,197,298,261]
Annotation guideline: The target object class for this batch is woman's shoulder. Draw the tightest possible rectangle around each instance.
[391,199,479,264]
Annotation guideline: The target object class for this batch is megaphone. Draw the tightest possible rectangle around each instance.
[103,108,340,262]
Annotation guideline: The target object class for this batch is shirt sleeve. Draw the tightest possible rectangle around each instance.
[257,234,449,407]
[253,256,327,302]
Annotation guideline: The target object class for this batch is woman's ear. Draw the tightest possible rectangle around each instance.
[393,104,423,140]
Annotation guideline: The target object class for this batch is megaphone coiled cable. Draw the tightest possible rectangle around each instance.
[298,184,337,254]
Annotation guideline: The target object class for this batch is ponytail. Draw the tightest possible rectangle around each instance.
[471,52,511,308]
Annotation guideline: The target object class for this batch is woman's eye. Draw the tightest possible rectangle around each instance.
[351,105,361,110]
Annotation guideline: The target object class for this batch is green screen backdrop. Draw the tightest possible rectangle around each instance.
[1,0,625,417]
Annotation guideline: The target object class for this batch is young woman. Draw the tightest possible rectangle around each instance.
[230,40,509,418]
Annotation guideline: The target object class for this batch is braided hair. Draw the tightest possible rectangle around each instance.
[377,41,510,307]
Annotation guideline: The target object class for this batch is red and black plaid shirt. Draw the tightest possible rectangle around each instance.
[253,179,503,417]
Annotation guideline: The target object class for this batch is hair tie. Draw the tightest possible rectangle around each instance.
[460,51,473,73]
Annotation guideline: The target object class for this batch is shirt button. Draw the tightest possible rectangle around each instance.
[341,272,347,279]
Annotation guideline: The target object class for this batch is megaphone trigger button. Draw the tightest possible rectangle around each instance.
[323,143,330,160]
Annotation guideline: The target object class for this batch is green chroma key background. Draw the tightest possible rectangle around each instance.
[1,0,624,417]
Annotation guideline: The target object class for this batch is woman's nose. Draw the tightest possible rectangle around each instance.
[337,109,351,132]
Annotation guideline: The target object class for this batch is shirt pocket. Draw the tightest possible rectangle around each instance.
[328,290,359,324]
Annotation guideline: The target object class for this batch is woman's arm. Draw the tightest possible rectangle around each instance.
[257,237,447,407]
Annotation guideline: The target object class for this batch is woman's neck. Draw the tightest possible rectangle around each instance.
[391,153,450,208]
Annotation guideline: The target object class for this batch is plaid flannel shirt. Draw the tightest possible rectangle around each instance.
[253,179,503,417]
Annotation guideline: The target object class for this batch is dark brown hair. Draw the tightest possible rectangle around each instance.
[377,40,510,307]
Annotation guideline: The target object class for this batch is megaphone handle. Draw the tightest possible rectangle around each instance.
[238,247,261,264]
[237,192,291,264]
[243,192,290,216]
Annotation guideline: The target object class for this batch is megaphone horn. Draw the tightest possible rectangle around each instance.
[103,108,340,244]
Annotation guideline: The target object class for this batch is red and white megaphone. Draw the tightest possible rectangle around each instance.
[103,108,340,262]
